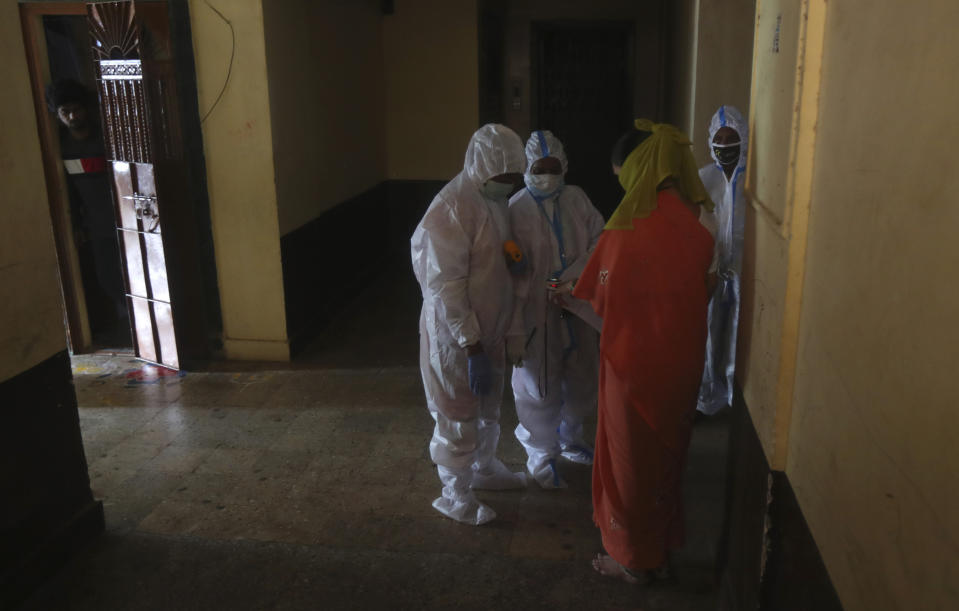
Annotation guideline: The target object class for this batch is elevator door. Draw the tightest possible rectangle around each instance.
[532,23,634,219]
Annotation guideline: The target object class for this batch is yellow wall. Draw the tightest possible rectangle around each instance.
[739,0,805,464]
[0,2,67,382]
[787,0,959,607]
[189,0,288,361]
[742,0,959,608]
[262,0,387,236]
[383,0,479,180]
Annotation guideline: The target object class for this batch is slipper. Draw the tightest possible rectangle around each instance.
[591,554,648,585]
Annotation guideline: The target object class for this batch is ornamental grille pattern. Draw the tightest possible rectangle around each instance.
[98,75,152,164]
[100,60,142,78]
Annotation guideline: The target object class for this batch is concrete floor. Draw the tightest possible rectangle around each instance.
[21,265,729,610]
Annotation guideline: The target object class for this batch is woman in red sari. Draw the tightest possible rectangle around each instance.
[570,120,717,583]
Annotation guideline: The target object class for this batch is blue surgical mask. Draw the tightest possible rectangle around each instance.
[482,180,514,202]
[525,173,564,199]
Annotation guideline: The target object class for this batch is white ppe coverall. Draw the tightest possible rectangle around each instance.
[508,130,605,489]
[411,124,528,525]
[697,105,748,415]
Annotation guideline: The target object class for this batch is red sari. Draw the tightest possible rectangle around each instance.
[573,190,714,570]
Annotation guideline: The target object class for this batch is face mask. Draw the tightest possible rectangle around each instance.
[482,180,514,201]
[713,142,741,167]
[525,173,564,199]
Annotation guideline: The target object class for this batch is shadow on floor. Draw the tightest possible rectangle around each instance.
[292,257,421,369]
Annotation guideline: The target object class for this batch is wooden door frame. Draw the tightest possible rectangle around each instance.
[21,0,223,366]
[20,1,94,353]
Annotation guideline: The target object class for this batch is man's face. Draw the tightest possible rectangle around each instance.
[57,102,88,131]
[713,126,740,146]
[712,126,742,168]
[530,157,562,176]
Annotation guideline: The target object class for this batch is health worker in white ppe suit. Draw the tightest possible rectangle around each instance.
[506,130,605,489]
[411,124,529,526]
[697,106,748,415]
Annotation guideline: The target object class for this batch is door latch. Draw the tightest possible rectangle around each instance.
[123,193,160,233]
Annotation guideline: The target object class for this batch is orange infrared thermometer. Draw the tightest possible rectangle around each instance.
[503,240,524,264]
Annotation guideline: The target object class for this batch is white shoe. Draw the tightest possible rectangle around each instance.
[471,458,527,490]
[432,493,497,525]
[560,443,594,465]
[433,496,496,526]
[530,458,568,489]
[434,465,498,525]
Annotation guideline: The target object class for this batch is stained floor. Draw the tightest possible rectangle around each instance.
[21,263,729,611]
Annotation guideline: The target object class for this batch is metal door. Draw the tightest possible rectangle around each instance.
[88,1,178,368]
[532,23,634,219]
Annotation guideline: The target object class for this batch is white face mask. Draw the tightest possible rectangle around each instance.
[525,173,564,198]
[482,180,514,201]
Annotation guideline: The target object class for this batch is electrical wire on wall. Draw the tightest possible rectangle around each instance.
[200,0,234,124]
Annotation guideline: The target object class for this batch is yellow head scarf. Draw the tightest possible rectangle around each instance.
[605,119,714,230]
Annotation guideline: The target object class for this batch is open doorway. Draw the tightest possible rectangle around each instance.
[45,13,132,350]
[21,3,132,353]
[22,1,219,371]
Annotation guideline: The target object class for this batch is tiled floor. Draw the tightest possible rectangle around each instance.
[22,264,729,611]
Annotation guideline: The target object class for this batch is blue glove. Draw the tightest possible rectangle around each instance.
[468,352,492,396]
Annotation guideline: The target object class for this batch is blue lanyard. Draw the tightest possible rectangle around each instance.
[529,130,568,272]
[535,197,568,272]
[534,194,578,362]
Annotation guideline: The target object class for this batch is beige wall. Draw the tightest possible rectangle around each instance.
[665,0,756,165]
[0,2,67,382]
[742,0,959,608]
[667,0,756,165]
[383,0,479,180]
[786,0,959,608]
[666,0,699,133]
[189,0,288,361]
[690,0,755,166]
[191,0,478,357]
[263,0,387,236]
